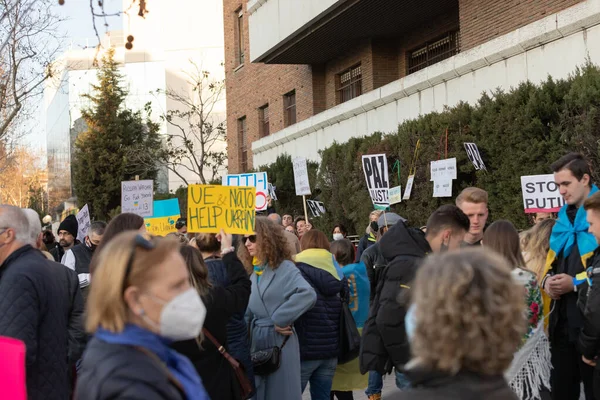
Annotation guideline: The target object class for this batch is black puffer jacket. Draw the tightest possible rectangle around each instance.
[386,369,518,400]
[579,248,600,359]
[295,254,347,361]
[360,222,431,374]
[361,243,386,303]
[75,337,185,400]
[0,245,72,400]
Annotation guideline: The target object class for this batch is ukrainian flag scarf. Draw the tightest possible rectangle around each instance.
[542,185,599,320]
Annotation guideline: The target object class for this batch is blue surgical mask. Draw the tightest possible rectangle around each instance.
[405,303,416,341]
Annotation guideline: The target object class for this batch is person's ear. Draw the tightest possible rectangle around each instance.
[582,174,591,187]
[123,286,143,316]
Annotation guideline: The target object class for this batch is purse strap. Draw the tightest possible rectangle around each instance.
[201,328,241,368]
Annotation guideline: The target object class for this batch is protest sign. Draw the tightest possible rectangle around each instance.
[307,200,326,218]
[433,178,453,198]
[187,185,256,234]
[0,336,26,400]
[76,204,91,242]
[121,180,154,217]
[144,199,181,236]
[224,172,268,211]
[268,183,277,201]
[389,186,402,204]
[430,158,457,181]
[362,154,390,210]
[464,143,487,171]
[521,174,565,213]
[403,175,415,200]
[292,157,311,196]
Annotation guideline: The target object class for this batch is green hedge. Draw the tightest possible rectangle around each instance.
[258,63,600,235]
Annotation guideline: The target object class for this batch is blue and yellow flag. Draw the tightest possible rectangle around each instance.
[543,185,599,322]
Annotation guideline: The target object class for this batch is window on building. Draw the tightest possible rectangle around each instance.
[238,116,248,171]
[337,64,362,104]
[284,91,296,127]
[407,31,460,75]
[236,8,245,66]
[259,104,270,138]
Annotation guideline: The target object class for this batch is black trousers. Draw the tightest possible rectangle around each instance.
[330,391,354,400]
[550,330,595,400]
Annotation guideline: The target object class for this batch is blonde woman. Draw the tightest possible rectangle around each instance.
[238,217,316,400]
[523,219,556,283]
[389,249,525,400]
[76,232,209,400]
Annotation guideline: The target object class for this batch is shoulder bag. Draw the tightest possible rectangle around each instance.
[201,329,253,399]
[332,255,361,364]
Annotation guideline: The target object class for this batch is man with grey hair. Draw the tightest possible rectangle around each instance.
[268,213,301,255]
[0,205,73,399]
[22,208,53,260]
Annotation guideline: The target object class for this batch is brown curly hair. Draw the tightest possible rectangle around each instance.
[410,248,526,375]
[237,217,292,273]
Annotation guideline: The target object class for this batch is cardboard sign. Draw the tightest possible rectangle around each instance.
[76,204,91,242]
[307,200,326,218]
[389,186,402,205]
[430,158,457,181]
[187,185,256,234]
[268,183,278,201]
[121,180,154,217]
[362,154,390,210]
[223,172,268,211]
[433,178,453,198]
[292,157,311,196]
[464,142,487,171]
[144,199,181,236]
[403,175,415,200]
[0,336,26,400]
[521,174,565,213]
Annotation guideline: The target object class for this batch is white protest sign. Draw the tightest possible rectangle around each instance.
[389,186,402,205]
[268,183,278,201]
[433,178,453,197]
[224,172,269,211]
[403,175,415,200]
[292,157,311,196]
[362,154,390,210]
[430,158,457,181]
[307,200,326,218]
[521,174,565,213]
[121,180,154,217]
[76,204,91,242]
[464,143,487,171]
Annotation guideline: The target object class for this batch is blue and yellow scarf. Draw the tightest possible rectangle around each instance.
[542,185,599,319]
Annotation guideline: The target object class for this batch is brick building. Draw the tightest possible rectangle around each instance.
[223,0,599,173]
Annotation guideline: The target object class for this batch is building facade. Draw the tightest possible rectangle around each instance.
[46,0,226,211]
[224,0,600,173]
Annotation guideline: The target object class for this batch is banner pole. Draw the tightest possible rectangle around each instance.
[303,195,309,223]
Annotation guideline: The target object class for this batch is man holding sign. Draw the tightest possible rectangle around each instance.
[542,153,597,399]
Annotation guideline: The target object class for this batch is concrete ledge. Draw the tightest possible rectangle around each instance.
[252,0,600,155]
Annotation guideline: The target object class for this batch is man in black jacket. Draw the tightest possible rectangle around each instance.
[50,214,79,262]
[0,205,74,400]
[580,192,600,398]
[360,205,470,387]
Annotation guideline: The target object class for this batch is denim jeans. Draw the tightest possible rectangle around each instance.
[395,370,411,390]
[365,371,383,396]
[301,358,338,400]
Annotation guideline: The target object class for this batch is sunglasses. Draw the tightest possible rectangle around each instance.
[244,235,257,244]
[122,234,156,292]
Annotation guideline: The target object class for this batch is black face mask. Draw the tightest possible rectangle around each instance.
[370,221,379,232]
[86,239,98,253]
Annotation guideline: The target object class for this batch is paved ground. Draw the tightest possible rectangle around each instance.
[302,374,400,399]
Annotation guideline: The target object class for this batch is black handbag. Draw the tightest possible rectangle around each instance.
[251,335,290,376]
[338,291,361,364]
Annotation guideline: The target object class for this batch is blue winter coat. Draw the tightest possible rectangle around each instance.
[247,260,316,400]
[294,249,348,361]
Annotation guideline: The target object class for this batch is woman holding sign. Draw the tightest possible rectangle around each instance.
[238,217,317,400]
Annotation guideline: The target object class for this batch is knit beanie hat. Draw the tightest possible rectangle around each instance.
[58,215,78,238]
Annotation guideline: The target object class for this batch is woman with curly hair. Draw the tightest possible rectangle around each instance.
[238,217,316,400]
[389,249,525,400]
[483,220,549,400]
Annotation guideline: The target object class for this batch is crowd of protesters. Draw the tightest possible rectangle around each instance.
[1,152,600,400]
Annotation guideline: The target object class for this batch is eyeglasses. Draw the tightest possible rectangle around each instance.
[244,235,257,244]
[122,234,156,292]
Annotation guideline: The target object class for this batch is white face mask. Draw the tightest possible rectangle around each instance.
[141,288,206,341]
[333,233,344,241]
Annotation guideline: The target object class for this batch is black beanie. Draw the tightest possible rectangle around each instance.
[58,215,79,238]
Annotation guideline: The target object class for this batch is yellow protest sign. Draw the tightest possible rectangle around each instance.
[144,215,179,236]
[187,185,256,234]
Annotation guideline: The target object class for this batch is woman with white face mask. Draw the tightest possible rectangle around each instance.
[332,224,348,242]
[76,232,209,400]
